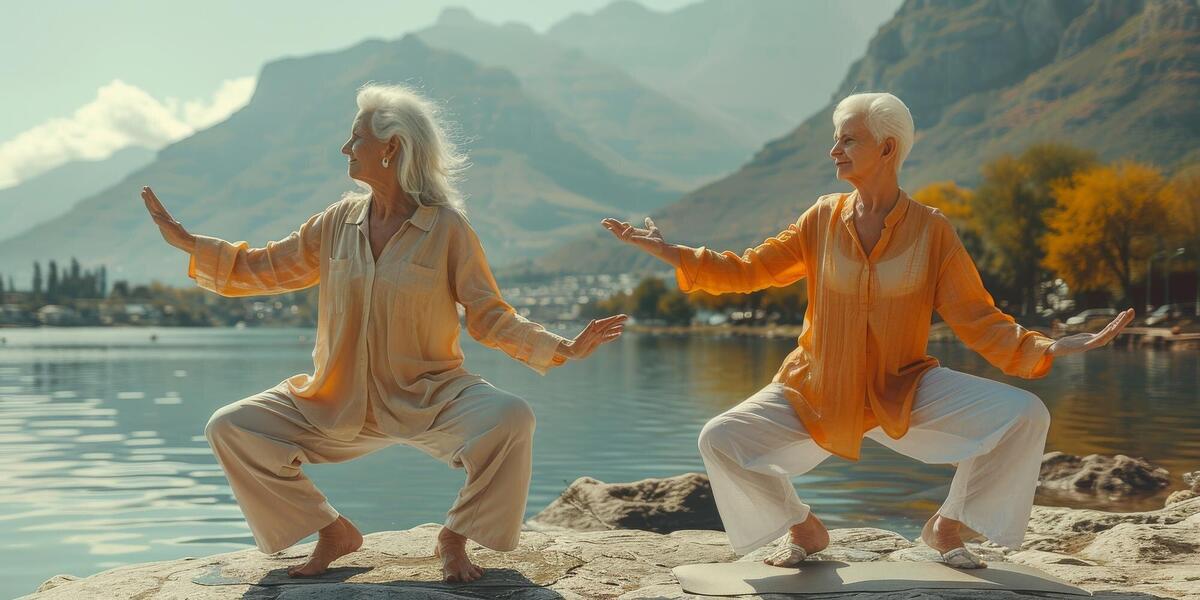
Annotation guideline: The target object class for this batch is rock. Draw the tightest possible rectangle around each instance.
[33,575,79,592]
[527,472,722,533]
[1166,490,1198,506]
[1184,471,1199,489]
[738,527,912,564]
[1077,522,1200,564]
[23,487,1200,599]
[1040,451,1171,495]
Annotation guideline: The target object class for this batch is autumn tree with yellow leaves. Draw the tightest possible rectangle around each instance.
[912,181,986,259]
[970,143,1097,315]
[1043,162,1184,305]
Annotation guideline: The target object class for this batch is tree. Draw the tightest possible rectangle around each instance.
[657,291,695,325]
[32,262,42,296]
[913,181,986,258]
[1043,162,1182,304]
[971,143,1097,315]
[47,260,59,303]
[630,277,668,320]
[1169,165,1200,251]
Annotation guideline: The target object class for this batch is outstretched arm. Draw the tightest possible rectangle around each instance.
[451,219,624,374]
[141,185,325,297]
[933,242,1053,378]
[602,215,808,295]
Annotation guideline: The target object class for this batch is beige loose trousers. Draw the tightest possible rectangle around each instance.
[206,380,535,554]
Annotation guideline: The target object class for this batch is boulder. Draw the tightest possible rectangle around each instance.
[1040,451,1171,495]
[527,472,722,533]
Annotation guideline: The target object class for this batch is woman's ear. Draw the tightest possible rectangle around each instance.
[881,137,896,159]
[387,135,402,164]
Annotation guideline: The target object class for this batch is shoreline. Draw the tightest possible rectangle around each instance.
[627,322,1200,349]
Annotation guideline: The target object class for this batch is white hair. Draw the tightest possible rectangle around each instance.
[347,83,468,212]
[832,92,915,174]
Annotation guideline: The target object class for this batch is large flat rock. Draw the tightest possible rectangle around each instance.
[24,497,1200,599]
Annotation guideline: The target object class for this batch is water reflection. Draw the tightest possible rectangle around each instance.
[0,328,1196,598]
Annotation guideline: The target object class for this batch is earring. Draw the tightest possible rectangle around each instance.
[382,157,390,168]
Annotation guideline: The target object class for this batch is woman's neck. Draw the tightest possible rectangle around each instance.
[852,171,901,216]
[369,183,420,221]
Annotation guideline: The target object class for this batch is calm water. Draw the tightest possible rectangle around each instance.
[0,327,1197,598]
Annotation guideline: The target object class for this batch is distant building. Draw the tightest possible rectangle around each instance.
[36,305,80,326]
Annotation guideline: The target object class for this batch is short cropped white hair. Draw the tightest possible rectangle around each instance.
[832,93,915,174]
[350,83,468,211]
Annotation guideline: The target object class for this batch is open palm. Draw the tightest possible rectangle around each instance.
[140,186,195,252]
[561,314,628,360]
[601,217,677,266]
[1049,308,1135,357]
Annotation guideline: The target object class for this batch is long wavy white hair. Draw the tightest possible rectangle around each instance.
[344,83,468,212]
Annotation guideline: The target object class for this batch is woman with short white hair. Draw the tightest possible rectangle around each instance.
[142,83,627,582]
[604,92,1132,568]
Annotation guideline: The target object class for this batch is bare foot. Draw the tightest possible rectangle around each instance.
[435,527,484,583]
[921,513,987,568]
[287,515,363,577]
[764,512,829,566]
[920,513,964,553]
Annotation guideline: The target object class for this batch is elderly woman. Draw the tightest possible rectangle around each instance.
[603,92,1133,569]
[141,83,627,582]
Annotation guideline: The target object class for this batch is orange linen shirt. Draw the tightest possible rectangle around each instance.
[676,191,1055,461]
[188,195,568,441]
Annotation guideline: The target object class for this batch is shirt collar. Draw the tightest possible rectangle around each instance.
[344,195,438,231]
[840,189,912,228]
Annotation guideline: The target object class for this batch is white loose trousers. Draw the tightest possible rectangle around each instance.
[698,366,1051,554]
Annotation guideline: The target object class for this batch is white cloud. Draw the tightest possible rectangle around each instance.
[0,77,256,189]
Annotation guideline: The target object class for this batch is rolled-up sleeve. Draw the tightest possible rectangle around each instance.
[448,217,567,375]
[933,239,1054,379]
[187,206,328,297]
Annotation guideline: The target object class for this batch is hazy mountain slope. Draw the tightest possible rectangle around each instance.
[541,0,1200,274]
[0,36,674,286]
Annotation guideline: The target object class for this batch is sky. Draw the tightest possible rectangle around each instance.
[0,0,697,188]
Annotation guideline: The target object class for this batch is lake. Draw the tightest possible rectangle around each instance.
[0,327,1197,598]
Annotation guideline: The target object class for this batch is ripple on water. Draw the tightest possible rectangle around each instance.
[62,533,151,556]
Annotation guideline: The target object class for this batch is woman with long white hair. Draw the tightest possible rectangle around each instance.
[141,83,626,582]
[603,92,1132,569]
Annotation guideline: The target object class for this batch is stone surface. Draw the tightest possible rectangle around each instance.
[527,473,722,533]
[27,497,1200,599]
[1040,451,1172,495]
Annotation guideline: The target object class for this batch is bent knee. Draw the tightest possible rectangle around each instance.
[204,406,233,444]
[495,395,536,437]
[204,401,249,444]
[698,415,736,457]
[1011,389,1050,430]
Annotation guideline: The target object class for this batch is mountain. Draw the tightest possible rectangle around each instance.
[0,146,155,242]
[0,36,674,286]
[542,0,1200,274]
[417,7,753,189]
[546,0,903,145]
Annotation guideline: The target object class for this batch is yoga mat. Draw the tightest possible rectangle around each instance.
[673,560,1092,596]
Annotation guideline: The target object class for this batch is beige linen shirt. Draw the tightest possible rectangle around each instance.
[188,195,568,440]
